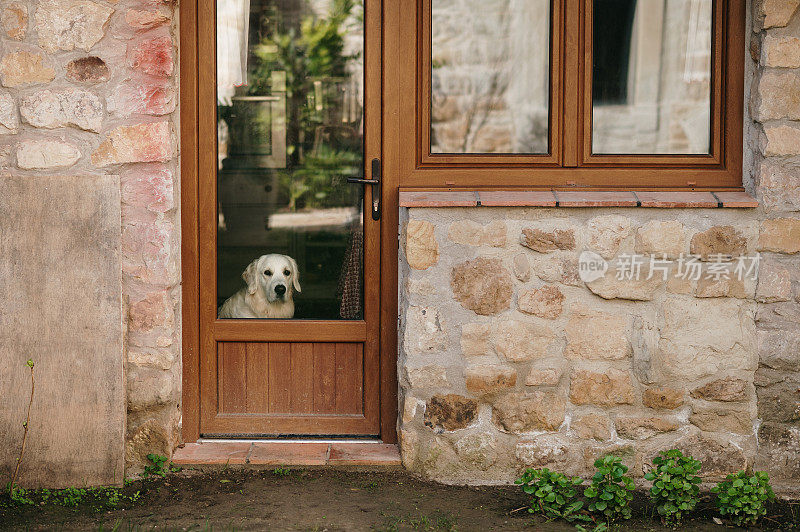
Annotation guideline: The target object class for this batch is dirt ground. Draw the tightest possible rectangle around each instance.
[1,468,798,531]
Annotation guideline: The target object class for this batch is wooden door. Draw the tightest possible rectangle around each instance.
[195,0,382,437]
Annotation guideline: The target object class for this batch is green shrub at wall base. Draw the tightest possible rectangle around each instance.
[644,449,702,526]
[712,470,775,527]
[515,468,587,522]
[584,455,635,525]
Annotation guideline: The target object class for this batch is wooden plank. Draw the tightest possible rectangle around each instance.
[213,319,365,343]
[179,0,200,443]
[268,342,292,413]
[291,343,315,414]
[336,343,364,415]
[246,343,269,413]
[313,343,337,414]
[220,343,247,413]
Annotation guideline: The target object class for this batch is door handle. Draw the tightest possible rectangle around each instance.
[347,158,381,221]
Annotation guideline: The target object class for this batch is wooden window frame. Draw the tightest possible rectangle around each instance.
[399,0,745,190]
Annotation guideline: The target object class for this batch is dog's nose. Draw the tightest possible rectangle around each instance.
[274,284,286,296]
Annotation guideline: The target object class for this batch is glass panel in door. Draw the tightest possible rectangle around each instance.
[216,0,365,320]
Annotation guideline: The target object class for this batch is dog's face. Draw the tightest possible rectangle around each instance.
[243,254,301,303]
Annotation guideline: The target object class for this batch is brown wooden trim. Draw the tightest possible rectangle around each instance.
[397,0,746,189]
[415,0,561,166]
[397,167,742,189]
[185,0,390,440]
[563,0,580,167]
[180,0,200,444]
[580,0,727,166]
[380,0,400,445]
[212,320,368,342]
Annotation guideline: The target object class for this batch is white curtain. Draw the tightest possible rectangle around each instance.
[217,0,251,106]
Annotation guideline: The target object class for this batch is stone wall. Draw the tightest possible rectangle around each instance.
[397,0,800,486]
[0,0,181,481]
[750,0,800,483]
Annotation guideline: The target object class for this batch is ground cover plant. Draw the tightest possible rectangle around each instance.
[712,470,775,527]
[515,467,587,523]
[644,449,702,526]
[584,455,636,526]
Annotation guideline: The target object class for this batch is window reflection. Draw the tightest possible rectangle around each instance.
[216,0,364,320]
[430,0,550,154]
[592,0,712,155]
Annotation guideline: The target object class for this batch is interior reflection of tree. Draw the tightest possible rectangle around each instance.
[216,0,364,320]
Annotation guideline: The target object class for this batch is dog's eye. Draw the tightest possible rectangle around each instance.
[264,270,272,276]
[283,269,290,276]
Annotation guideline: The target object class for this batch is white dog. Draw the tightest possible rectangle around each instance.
[218,254,301,319]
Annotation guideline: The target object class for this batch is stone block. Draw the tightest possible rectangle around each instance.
[512,253,530,281]
[451,257,513,315]
[423,394,478,431]
[690,226,747,259]
[756,260,792,303]
[518,285,564,319]
[763,36,800,68]
[460,322,491,357]
[586,215,632,259]
[521,227,576,252]
[656,297,756,380]
[465,364,517,396]
[565,307,631,361]
[0,174,124,487]
[403,306,447,356]
[66,56,110,84]
[756,423,800,480]
[16,139,80,169]
[0,51,55,87]
[127,35,174,77]
[1,4,27,40]
[759,0,800,29]
[0,92,18,134]
[572,414,611,441]
[92,121,174,167]
[405,220,438,269]
[615,416,679,440]
[756,379,800,423]
[569,369,636,406]
[405,365,449,389]
[454,432,497,471]
[492,391,565,433]
[642,387,685,410]
[759,218,800,254]
[126,9,170,31]
[756,71,800,120]
[763,124,800,156]
[691,377,750,402]
[492,319,554,362]
[35,0,113,53]
[20,89,103,132]
[635,220,686,259]
[689,406,753,434]
[448,219,506,246]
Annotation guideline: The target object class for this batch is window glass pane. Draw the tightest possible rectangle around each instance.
[592,0,712,155]
[430,0,550,154]
[216,0,364,320]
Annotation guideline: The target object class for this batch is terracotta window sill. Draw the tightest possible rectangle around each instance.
[398,190,758,209]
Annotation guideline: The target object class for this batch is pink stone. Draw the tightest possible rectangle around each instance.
[125,9,169,31]
[129,291,173,332]
[127,35,174,77]
[110,79,177,117]
[122,214,176,286]
[121,165,174,213]
[92,121,174,167]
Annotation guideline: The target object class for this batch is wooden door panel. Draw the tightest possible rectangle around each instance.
[216,342,365,417]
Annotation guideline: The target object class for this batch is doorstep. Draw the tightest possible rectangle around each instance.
[172,440,401,468]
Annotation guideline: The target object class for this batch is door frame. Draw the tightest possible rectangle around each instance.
[179,0,398,443]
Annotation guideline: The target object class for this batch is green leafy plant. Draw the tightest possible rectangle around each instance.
[644,449,702,526]
[584,455,635,525]
[272,467,291,477]
[143,454,169,478]
[515,468,586,522]
[712,470,775,526]
[7,359,35,498]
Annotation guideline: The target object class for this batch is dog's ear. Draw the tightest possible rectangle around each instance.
[288,257,301,293]
[242,260,259,295]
